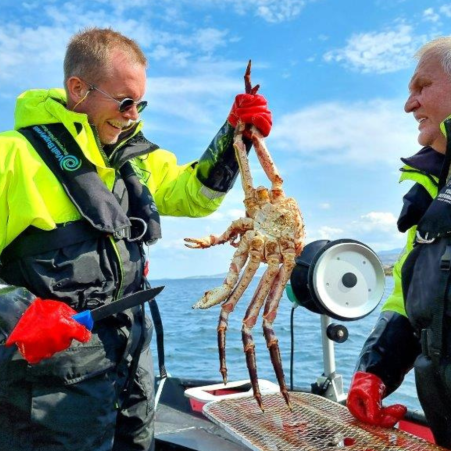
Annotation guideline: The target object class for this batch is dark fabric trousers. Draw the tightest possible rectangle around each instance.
[0,320,155,451]
[114,347,155,451]
[415,353,451,448]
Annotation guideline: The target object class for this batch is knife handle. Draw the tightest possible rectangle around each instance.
[72,311,94,331]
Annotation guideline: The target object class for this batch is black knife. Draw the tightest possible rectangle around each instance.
[72,286,164,329]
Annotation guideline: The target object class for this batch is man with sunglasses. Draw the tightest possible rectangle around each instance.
[0,27,272,451]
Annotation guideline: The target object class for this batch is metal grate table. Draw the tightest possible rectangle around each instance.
[204,392,446,451]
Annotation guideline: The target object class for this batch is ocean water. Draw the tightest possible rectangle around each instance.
[148,275,421,413]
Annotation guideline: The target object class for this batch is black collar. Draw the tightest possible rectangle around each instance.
[401,146,445,178]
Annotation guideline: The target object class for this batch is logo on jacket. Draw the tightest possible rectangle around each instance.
[33,125,82,171]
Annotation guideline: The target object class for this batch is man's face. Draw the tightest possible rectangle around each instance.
[405,52,451,154]
[78,50,147,146]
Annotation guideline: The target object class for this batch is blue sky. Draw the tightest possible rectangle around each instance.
[1,0,450,279]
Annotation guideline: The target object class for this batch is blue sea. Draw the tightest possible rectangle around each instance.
[148,276,421,413]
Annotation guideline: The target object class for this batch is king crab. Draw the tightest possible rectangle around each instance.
[184,62,305,411]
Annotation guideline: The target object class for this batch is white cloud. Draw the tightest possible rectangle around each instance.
[440,5,451,17]
[227,208,247,218]
[154,238,189,251]
[143,27,236,64]
[182,0,309,23]
[346,211,403,252]
[423,8,440,23]
[0,2,242,89]
[255,0,307,23]
[145,70,245,133]
[323,24,428,74]
[0,24,69,82]
[197,208,245,222]
[148,45,192,67]
[270,98,419,166]
[303,211,403,254]
[191,28,230,54]
[310,226,344,241]
[355,211,398,232]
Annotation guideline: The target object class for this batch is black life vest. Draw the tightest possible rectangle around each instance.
[17,123,162,245]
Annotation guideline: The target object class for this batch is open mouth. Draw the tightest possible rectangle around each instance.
[417,117,427,129]
[107,121,125,130]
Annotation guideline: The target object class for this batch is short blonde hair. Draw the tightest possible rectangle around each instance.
[64,27,147,85]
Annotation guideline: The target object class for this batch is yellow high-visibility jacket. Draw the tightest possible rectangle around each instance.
[382,153,441,316]
[0,88,226,254]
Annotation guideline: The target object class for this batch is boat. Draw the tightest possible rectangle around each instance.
[152,239,444,451]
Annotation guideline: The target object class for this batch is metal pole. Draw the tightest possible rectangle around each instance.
[320,315,336,377]
[316,314,345,402]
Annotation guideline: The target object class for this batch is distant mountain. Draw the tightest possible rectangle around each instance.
[377,248,403,266]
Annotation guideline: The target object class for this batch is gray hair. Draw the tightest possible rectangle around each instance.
[415,37,451,76]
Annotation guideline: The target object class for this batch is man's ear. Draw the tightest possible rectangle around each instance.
[66,77,88,107]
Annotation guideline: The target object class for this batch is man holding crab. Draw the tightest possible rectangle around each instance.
[0,27,272,451]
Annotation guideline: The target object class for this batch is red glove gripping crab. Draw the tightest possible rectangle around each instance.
[185,61,305,411]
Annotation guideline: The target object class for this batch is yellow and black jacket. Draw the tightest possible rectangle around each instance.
[355,145,444,395]
[0,87,248,449]
[0,88,238,308]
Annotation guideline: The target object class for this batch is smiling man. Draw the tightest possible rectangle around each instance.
[405,47,451,154]
[0,27,272,451]
[347,37,451,448]
[66,44,148,145]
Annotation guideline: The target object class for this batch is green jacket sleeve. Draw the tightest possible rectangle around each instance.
[382,171,439,316]
[135,149,226,218]
[135,121,249,218]
[195,120,251,193]
[381,228,416,317]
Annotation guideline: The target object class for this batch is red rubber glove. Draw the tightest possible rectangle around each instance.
[5,298,91,364]
[228,93,272,137]
[347,371,407,428]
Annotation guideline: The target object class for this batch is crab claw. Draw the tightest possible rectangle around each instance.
[192,286,230,309]
[184,236,216,249]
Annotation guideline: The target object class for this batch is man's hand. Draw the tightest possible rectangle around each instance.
[347,371,407,428]
[228,93,272,137]
[5,298,91,364]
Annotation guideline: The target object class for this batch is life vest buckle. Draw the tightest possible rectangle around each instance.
[113,227,132,240]
[416,230,436,244]
[127,217,148,243]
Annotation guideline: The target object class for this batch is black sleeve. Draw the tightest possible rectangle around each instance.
[355,311,421,396]
[0,280,35,344]
[195,120,252,193]
[397,183,434,233]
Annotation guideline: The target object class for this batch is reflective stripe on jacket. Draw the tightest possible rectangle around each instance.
[382,151,441,316]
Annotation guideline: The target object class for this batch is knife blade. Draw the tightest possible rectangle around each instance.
[73,286,164,330]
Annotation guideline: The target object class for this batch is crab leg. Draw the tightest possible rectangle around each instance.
[233,126,256,205]
[185,219,253,309]
[189,223,256,309]
[244,60,260,96]
[241,241,280,411]
[262,242,297,410]
[184,217,253,250]
[251,129,284,194]
[217,231,264,383]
